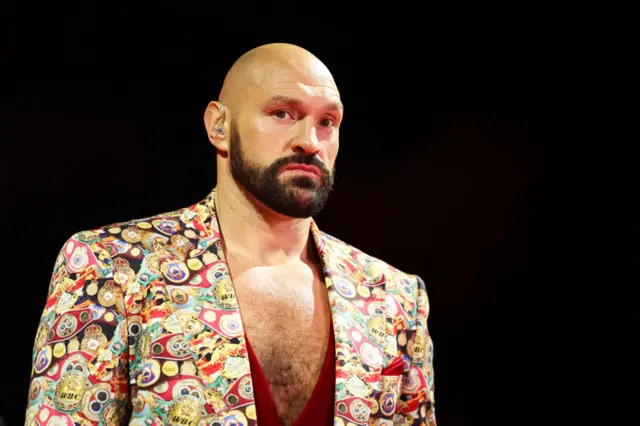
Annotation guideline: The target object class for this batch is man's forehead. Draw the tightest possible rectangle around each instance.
[253,65,341,107]
[264,92,343,113]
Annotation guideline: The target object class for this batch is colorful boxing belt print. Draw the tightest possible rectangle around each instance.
[25,187,436,425]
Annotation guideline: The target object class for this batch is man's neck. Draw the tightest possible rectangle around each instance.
[213,181,314,267]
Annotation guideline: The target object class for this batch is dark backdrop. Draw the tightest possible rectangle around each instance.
[1,8,618,426]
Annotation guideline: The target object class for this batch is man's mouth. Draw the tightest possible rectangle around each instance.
[280,164,322,178]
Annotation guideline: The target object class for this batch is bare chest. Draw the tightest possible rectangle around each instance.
[230,262,331,424]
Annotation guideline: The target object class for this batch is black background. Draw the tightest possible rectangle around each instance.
[0,7,628,426]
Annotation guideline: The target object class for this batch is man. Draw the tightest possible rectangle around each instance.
[25,43,436,425]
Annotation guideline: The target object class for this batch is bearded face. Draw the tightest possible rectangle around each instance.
[229,120,335,218]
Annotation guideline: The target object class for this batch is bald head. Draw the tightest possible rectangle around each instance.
[218,43,339,115]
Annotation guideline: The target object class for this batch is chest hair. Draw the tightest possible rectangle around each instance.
[231,263,331,425]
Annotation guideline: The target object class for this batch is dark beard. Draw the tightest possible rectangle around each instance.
[228,122,335,218]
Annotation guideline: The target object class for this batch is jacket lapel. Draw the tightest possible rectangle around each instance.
[171,189,256,420]
[310,221,387,425]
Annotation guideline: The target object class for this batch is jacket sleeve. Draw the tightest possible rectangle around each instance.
[397,274,436,425]
[25,232,130,425]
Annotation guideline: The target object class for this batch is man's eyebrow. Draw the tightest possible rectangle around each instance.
[264,95,344,112]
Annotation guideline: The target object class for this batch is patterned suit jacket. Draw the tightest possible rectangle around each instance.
[25,187,436,425]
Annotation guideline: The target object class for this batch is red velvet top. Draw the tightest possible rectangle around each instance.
[244,326,336,425]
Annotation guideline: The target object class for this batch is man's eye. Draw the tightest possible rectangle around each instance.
[320,118,334,127]
[273,110,291,119]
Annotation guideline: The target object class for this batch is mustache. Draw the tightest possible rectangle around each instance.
[271,154,330,175]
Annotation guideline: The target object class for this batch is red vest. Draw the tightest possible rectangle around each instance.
[244,326,336,425]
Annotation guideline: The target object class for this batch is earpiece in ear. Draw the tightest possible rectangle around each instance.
[215,126,225,135]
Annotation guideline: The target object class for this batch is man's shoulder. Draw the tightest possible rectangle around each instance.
[318,229,429,326]
[73,203,193,240]
[60,204,196,260]
[317,228,424,286]
[95,206,189,233]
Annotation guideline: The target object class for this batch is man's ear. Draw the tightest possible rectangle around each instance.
[204,101,229,155]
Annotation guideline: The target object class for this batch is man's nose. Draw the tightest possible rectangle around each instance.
[292,119,320,155]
